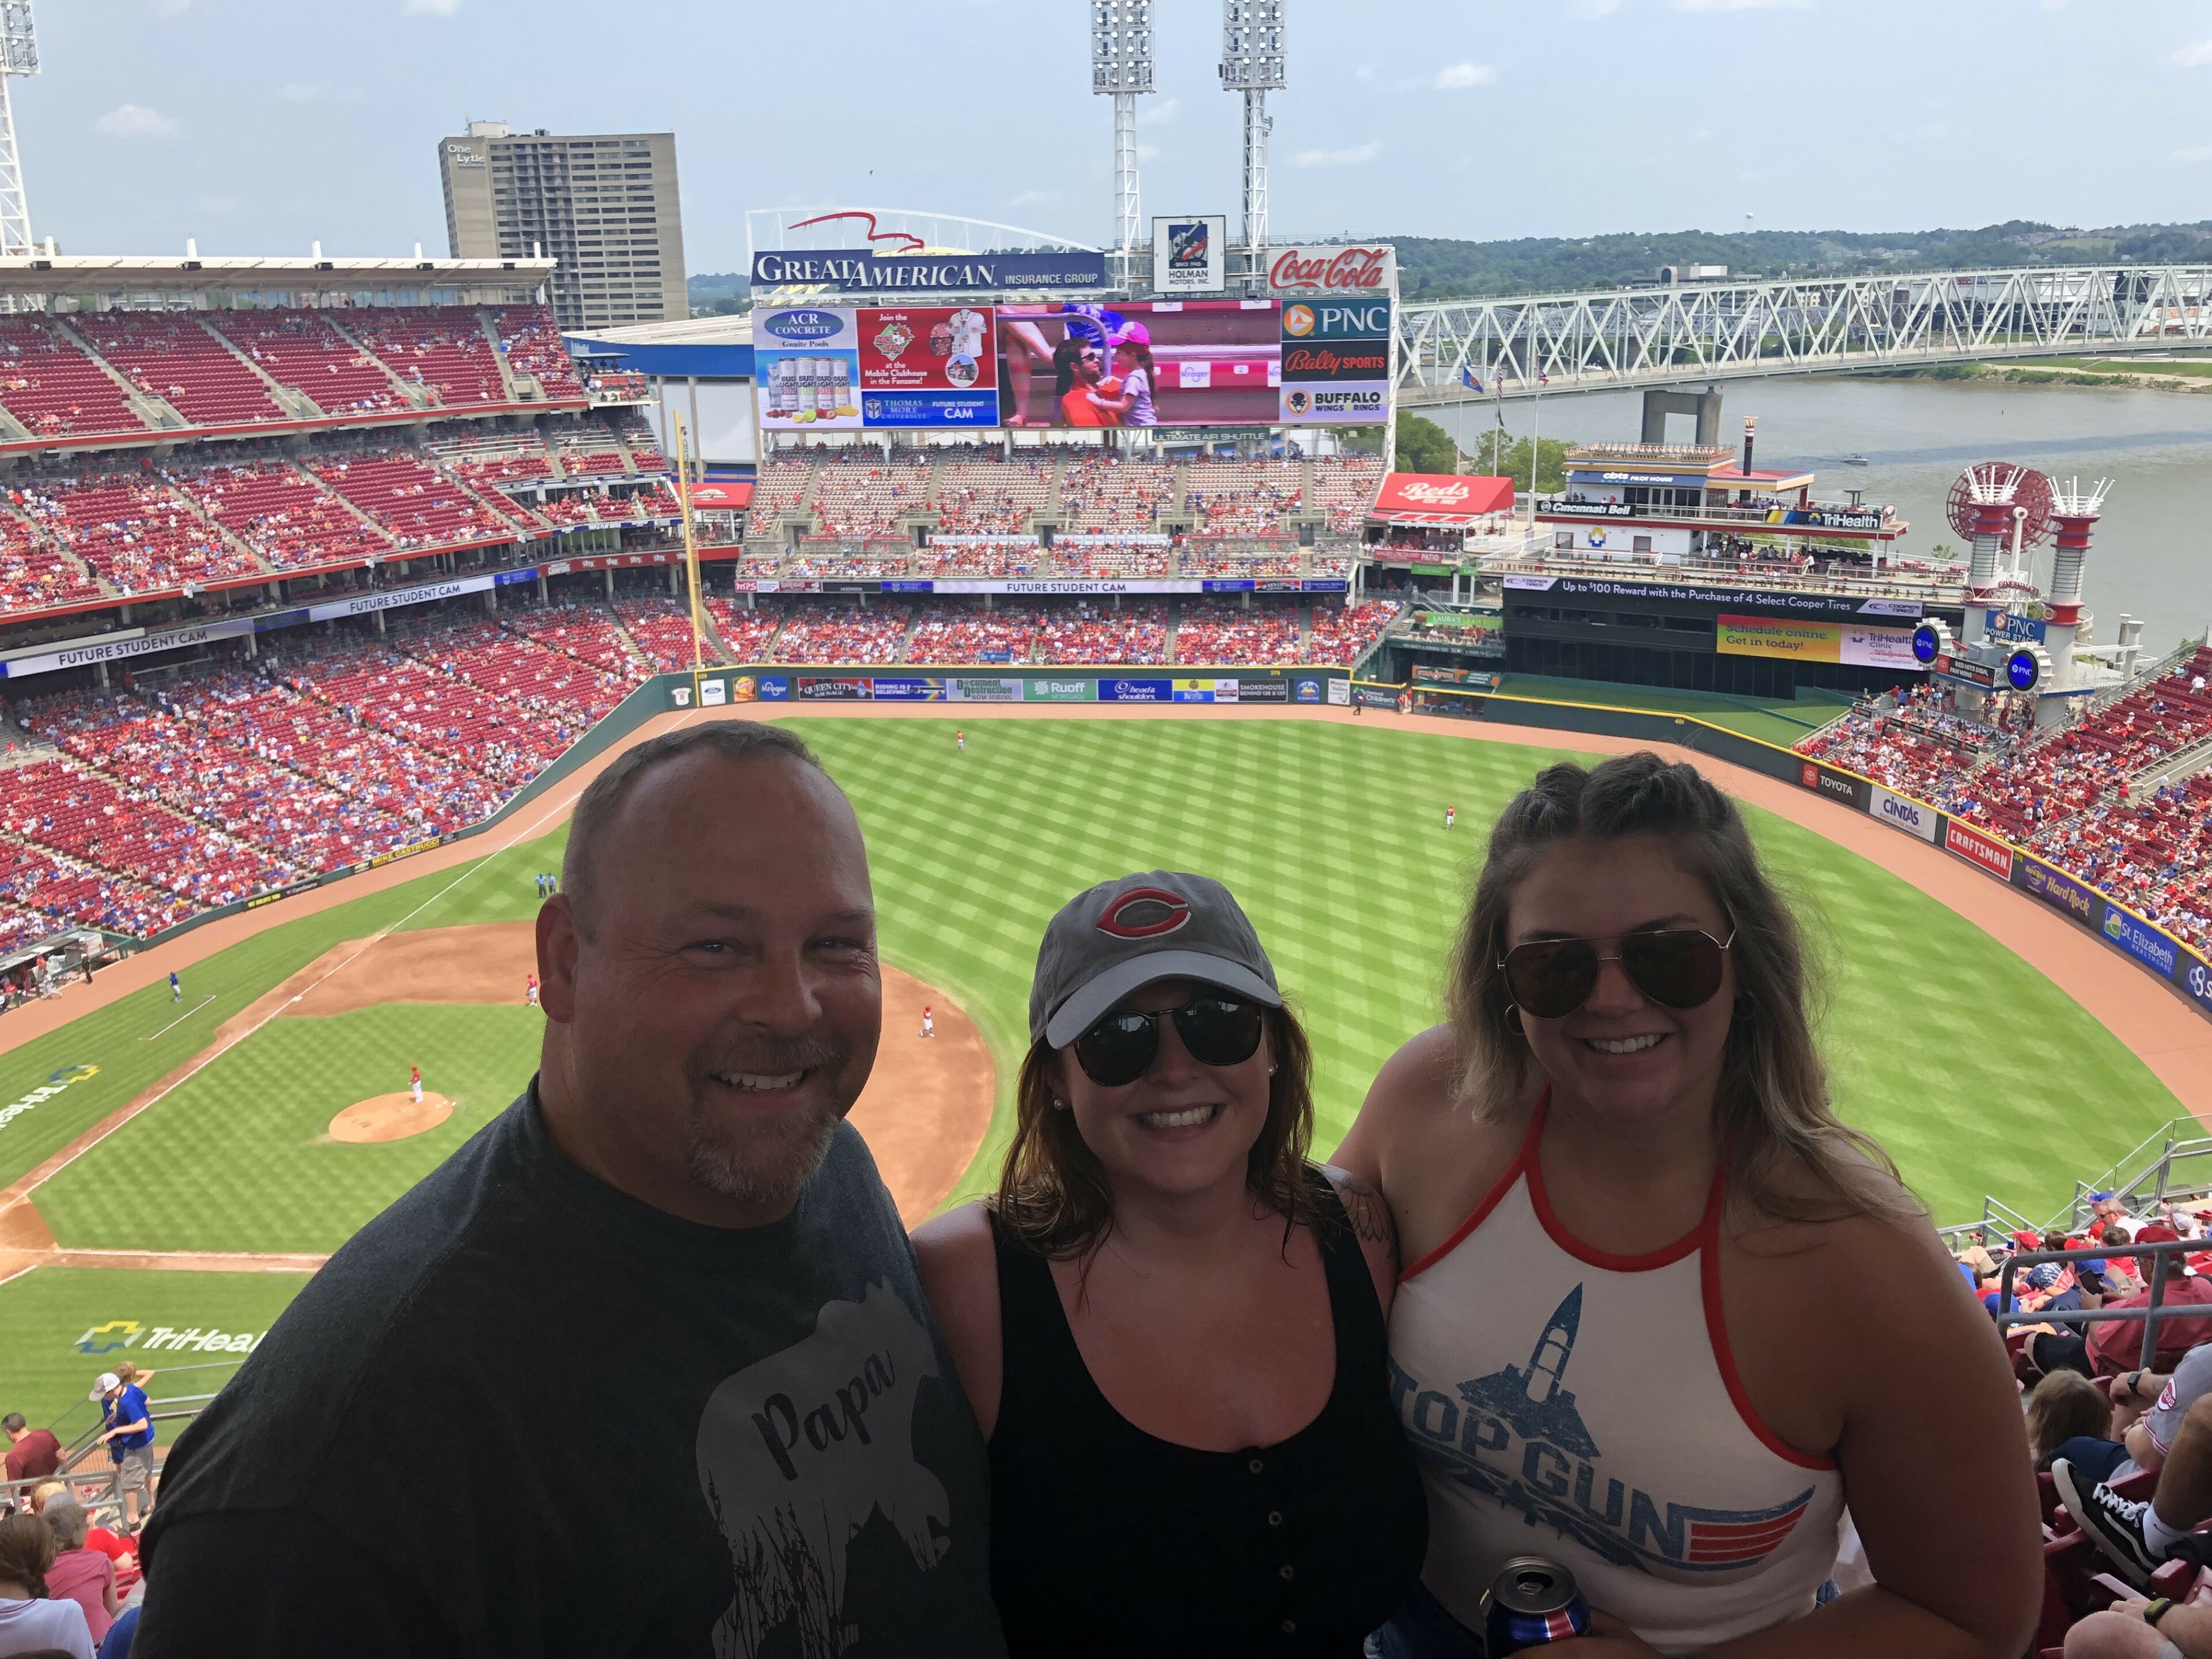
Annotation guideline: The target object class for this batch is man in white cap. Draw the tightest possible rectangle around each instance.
[92,1363,156,1532]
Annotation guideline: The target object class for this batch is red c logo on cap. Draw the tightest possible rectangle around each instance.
[1097,888,1191,940]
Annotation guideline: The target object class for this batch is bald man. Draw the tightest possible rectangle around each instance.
[136,723,1007,1658]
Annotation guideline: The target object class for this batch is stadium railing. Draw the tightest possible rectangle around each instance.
[1994,1238,2209,1372]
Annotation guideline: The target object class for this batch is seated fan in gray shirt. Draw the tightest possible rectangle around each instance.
[134,724,1008,1659]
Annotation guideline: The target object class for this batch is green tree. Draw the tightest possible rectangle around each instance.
[1393,411,1459,474]
[1464,429,1573,494]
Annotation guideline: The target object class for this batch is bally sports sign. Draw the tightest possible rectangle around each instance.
[1267,244,1397,296]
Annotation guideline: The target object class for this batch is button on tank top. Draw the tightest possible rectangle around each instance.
[1389,1097,1844,1656]
[987,1169,1427,1657]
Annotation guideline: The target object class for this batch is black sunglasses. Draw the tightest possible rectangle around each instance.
[1071,995,1267,1087]
[1497,927,1736,1021]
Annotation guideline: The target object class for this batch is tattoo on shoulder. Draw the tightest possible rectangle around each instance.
[1323,1165,1400,1269]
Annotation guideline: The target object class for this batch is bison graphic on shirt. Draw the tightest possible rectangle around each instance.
[696,1283,952,1658]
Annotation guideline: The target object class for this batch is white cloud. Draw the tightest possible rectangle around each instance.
[402,0,460,14]
[1673,0,1812,10]
[1292,140,1384,168]
[2175,144,2212,162]
[1137,96,1178,126]
[95,104,180,139]
[1434,62,1495,89]
[2175,39,2212,67]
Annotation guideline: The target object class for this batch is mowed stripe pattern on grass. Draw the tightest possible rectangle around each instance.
[12,716,2190,1256]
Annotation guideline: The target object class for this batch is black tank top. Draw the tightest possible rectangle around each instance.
[987,1168,1428,1657]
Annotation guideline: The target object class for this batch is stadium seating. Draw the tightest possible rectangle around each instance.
[283,633,560,790]
[1183,457,1302,538]
[348,308,506,408]
[0,513,105,612]
[1307,598,1401,665]
[1174,602,1303,666]
[181,462,388,573]
[505,604,649,680]
[309,450,522,550]
[397,618,629,734]
[1310,455,1384,535]
[907,604,1037,665]
[491,305,582,402]
[1061,454,1173,532]
[1032,601,1168,666]
[1050,541,1172,578]
[0,830,194,938]
[771,605,911,665]
[934,448,1054,535]
[812,452,932,541]
[0,752,278,907]
[749,457,815,523]
[74,313,288,429]
[210,311,407,416]
[20,476,258,594]
[0,319,147,440]
[706,597,783,662]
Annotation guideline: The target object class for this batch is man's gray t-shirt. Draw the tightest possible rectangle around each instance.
[135,1088,1007,1659]
[2145,1343,2212,1460]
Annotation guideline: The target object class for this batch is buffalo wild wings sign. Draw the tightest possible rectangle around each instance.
[1267,245,1397,297]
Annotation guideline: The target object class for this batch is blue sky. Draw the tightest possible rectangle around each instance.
[20,0,2212,275]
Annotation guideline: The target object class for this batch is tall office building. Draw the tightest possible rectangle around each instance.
[438,122,687,332]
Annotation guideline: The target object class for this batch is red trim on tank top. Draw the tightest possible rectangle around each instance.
[1700,1223,1839,1471]
[1522,1096,1711,1272]
[1398,1092,1547,1283]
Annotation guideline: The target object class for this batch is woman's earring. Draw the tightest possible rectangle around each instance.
[1504,1005,1525,1037]
[1050,1096,1068,1111]
[1267,1063,1278,1075]
[1732,992,1755,1021]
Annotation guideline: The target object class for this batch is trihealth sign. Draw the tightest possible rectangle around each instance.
[0,1064,99,1137]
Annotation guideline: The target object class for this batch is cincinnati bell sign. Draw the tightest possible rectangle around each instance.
[1267,244,1397,297]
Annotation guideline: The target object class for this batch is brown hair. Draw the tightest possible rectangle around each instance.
[2024,1370,2112,1471]
[0,1512,55,1597]
[994,1002,1318,1266]
[560,721,825,938]
[39,1499,86,1554]
[1445,751,1911,1226]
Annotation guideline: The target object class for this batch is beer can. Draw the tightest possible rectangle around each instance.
[1480,1555,1593,1654]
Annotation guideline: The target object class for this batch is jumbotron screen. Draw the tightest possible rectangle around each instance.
[755,298,1388,432]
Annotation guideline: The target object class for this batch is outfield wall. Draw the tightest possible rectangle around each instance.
[113,665,2212,1027]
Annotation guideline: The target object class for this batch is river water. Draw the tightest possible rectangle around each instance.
[1435,376,2212,656]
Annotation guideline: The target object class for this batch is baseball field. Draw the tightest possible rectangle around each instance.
[0,713,2190,1442]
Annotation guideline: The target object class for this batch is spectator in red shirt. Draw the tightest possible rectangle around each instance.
[39,1499,114,1643]
[1,1414,59,1488]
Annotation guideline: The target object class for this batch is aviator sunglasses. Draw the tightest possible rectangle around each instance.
[1498,927,1736,1021]
[1071,995,1267,1087]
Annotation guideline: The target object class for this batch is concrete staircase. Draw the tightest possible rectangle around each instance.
[48,319,187,433]
[194,317,324,420]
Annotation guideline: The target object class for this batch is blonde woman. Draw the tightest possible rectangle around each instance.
[1336,752,2039,1658]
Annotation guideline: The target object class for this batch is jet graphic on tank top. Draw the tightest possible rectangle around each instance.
[1391,1285,1815,1579]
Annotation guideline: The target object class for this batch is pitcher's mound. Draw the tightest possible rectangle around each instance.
[329,1092,453,1143]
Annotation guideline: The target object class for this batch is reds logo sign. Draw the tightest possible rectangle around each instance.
[1397,479,1473,506]
[1097,888,1192,939]
[1268,245,1395,294]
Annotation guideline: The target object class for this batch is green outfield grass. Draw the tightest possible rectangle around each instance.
[0,716,2188,1431]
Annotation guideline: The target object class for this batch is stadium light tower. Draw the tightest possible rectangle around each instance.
[0,2,36,257]
[1219,0,1285,268]
[1090,1,1153,287]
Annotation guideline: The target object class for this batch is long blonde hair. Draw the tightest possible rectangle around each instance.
[1445,751,1912,1226]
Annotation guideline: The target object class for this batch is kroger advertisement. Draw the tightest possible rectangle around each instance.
[1714,613,1919,669]
[757,305,999,430]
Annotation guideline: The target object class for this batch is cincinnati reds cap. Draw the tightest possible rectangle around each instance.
[1030,870,1282,1048]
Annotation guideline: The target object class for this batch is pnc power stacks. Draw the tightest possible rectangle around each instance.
[437,122,687,333]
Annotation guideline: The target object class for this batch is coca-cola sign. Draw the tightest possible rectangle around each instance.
[1267,244,1397,296]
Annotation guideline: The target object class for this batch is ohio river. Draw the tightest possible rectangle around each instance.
[1440,375,2212,655]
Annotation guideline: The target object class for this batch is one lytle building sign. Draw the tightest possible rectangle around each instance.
[1267,244,1397,296]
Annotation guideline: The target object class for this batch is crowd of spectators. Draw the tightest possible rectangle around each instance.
[1030,601,1168,666]
[907,605,1038,665]
[1306,599,1403,666]
[1173,602,1303,666]
[770,604,912,665]
[1060,454,1175,533]
[1183,457,1303,538]
[1797,649,2212,952]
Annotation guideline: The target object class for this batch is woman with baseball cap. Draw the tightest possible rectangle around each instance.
[1335,752,2040,1656]
[914,870,1424,1656]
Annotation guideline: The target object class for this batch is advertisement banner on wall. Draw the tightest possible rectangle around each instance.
[1026,677,1096,703]
[1267,245,1397,297]
[868,677,946,701]
[1099,677,1173,703]
[699,677,729,707]
[2101,903,2180,976]
[1795,760,1864,811]
[797,677,872,700]
[1279,298,1393,342]
[1295,677,1324,704]
[757,306,1005,431]
[1153,215,1227,294]
[1716,615,1920,669]
[945,677,1025,702]
[2180,952,2212,1018]
[749,248,1109,292]
[1944,819,2016,881]
[1172,679,1238,703]
[1236,679,1290,703]
[1868,785,1938,842]
[1327,677,1351,706]
[2019,854,2098,926]
[755,308,863,431]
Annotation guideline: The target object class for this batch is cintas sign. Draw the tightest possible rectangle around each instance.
[1267,244,1397,296]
